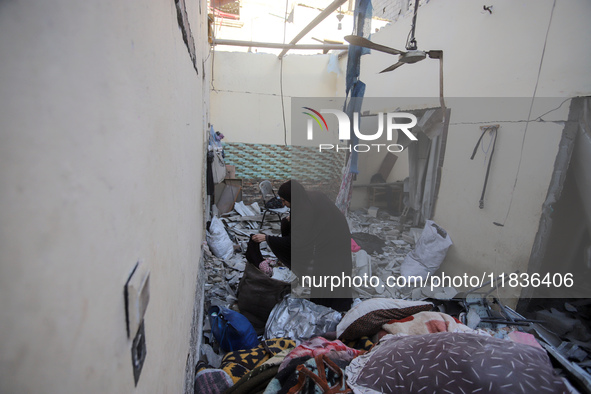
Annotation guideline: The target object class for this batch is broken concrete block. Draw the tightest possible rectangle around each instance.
[386,229,401,237]
[536,308,580,337]
[557,342,588,362]
[565,302,578,313]
[420,286,437,298]
[467,308,481,329]
[411,287,425,300]
[433,287,458,300]
[401,234,415,244]
[201,344,223,368]
[354,250,371,277]
[367,206,379,217]
[374,277,386,294]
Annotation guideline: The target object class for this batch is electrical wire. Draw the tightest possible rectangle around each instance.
[495,0,556,227]
[449,96,574,127]
[209,13,217,92]
[534,97,572,121]
[480,128,495,165]
[279,0,289,146]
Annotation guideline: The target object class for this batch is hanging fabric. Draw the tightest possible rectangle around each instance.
[335,155,354,215]
[344,0,372,94]
[335,0,372,211]
[343,0,372,176]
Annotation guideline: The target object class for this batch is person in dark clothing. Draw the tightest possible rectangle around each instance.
[249,182,291,267]
[252,180,352,312]
[247,217,290,268]
[291,180,353,312]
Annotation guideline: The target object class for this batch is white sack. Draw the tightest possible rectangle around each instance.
[401,220,452,285]
[206,216,234,260]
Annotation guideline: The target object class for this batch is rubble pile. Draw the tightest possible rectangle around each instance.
[348,209,457,300]
[203,202,284,313]
[198,204,591,393]
[203,205,462,312]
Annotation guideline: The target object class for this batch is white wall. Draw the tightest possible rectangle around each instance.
[353,0,591,296]
[362,0,591,98]
[210,0,591,299]
[0,0,209,392]
[211,51,345,145]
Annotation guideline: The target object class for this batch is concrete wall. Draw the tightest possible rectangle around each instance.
[361,0,591,98]
[353,0,591,296]
[0,0,210,392]
[211,51,346,145]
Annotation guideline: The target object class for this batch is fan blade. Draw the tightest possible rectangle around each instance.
[344,35,405,56]
[427,50,443,59]
[380,62,405,73]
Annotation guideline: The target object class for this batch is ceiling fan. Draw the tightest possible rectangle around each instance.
[344,0,442,73]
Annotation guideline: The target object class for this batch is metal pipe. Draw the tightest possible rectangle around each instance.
[278,0,348,58]
[212,38,348,51]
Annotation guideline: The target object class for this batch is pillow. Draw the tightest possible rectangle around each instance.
[346,332,567,394]
[336,298,433,341]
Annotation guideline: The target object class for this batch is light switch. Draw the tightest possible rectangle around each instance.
[125,262,150,338]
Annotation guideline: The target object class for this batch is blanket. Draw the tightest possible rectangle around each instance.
[381,311,473,336]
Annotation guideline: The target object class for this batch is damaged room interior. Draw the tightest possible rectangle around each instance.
[1,0,591,393]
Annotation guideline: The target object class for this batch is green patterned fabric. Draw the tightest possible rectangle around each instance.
[223,143,345,181]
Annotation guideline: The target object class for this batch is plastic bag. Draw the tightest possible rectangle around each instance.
[206,217,234,260]
[264,295,342,342]
[400,220,452,285]
[265,196,283,209]
[208,305,259,352]
[209,147,226,184]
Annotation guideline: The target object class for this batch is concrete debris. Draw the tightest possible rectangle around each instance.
[224,255,246,272]
[353,250,371,277]
[202,206,463,347]
[409,286,457,301]
[346,209,458,300]
[200,205,591,390]
[535,308,585,338]
[271,267,297,282]
[367,206,379,217]
[202,203,290,330]
[227,201,263,229]
[391,240,408,246]
[558,342,589,363]
[233,201,260,217]
[401,233,415,244]
[565,302,578,313]
[467,308,482,330]
[200,343,223,368]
